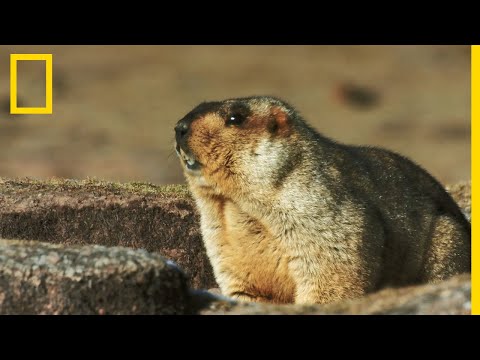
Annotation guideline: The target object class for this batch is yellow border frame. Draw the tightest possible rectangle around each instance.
[473,45,478,315]
[10,54,53,114]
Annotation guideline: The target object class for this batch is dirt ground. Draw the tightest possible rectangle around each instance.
[0,45,471,185]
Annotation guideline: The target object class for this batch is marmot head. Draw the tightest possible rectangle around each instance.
[175,96,304,193]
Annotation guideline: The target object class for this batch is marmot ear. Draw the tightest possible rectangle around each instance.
[268,107,291,134]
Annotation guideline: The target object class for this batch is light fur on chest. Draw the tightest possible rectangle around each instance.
[194,194,295,303]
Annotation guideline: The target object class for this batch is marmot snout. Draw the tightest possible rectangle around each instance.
[175,96,471,305]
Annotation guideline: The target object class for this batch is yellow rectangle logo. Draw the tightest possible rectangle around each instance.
[10,54,53,114]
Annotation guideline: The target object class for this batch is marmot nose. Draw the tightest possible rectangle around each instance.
[175,120,189,138]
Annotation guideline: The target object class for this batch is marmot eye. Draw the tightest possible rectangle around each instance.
[226,114,245,126]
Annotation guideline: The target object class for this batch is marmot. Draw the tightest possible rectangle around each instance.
[174,96,471,305]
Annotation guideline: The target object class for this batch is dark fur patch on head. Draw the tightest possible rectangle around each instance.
[221,102,252,127]
[179,101,223,127]
[264,106,292,138]
[267,120,278,134]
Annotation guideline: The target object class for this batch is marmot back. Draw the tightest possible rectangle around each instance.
[174,96,471,304]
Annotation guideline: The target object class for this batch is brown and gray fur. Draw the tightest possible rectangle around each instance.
[174,96,471,305]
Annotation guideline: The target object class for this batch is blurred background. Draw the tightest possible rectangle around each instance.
[0,45,471,185]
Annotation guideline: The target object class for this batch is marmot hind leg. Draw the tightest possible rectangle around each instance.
[420,215,471,283]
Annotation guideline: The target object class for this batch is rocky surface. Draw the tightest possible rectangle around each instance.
[0,239,191,314]
[0,178,471,315]
[0,238,470,315]
[1,178,470,292]
[0,177,215,289]
[199,274,471,315]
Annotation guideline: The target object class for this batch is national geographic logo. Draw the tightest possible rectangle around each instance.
[10,54,53,114]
